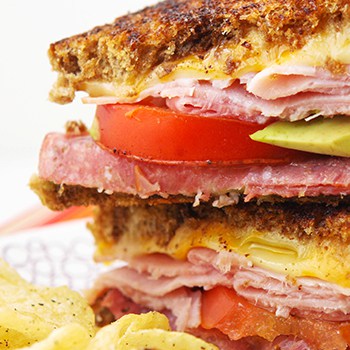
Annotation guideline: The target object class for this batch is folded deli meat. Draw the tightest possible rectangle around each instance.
[32,1,350,349]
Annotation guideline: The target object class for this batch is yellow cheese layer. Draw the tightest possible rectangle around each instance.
[97,221,350,288]
[82,22,350,100]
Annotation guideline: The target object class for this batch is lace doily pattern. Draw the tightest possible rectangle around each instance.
[0,221,108,290]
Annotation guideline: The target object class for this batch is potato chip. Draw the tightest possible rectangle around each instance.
[18,323,90,350]
[0,325,33,349]
[86,312,169,349]
[0,260,219,350]
[87,312,218,350]
[120,329,219,350]
[0,259,95,348]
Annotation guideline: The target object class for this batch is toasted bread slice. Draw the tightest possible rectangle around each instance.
[29,175,193,210]
[89,200,350,287]
[30,175,350,286]
[48,0,350,103]
[30,175,350,211]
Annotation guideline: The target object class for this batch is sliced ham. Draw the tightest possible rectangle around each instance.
[83,64,350,123]
[89,256,231,299]
[38,133,350,201]
[89,248,350,349]
[273,338,312,350]
[89,248,350,325]
[243,65,350,100]
[234,268,350,321]
[97,287,199,331]
[99,288,149,320]
[193,249,350,321]
[165,81,350,123]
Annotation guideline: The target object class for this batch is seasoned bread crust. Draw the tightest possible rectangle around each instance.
[30,175,350,211]
[49,0,350,103]
[90,199,350,261]
[29,175,194,210]
[30,176,350,246]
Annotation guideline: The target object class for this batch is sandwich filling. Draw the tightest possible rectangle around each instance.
[83,66,350,124]
[49,4,350,104]
[35,67,350,350]
[83,202,350,350]
[38,130,350,200]
[35,1,350,349]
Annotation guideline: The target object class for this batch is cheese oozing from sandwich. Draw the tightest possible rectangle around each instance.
[80,21,350,102]
[93,205,350,289]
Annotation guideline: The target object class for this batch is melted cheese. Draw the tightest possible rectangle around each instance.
[96,220,350,288]
[81,22,350,101]
[91,22,350,288]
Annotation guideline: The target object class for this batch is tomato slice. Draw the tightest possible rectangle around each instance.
[201,286,278,340]
[201,286,349,348]
[94,104,308,164]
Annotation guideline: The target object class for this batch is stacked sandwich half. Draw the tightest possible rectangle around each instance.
[31,0,350,349]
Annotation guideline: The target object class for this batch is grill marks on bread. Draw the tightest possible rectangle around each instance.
[48,0,350,103]
[92,200,350,248]
[30,176,350,245]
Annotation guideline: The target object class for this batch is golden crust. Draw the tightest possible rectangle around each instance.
[29,175,194,211]
[30,176,350,246]
[88,199,350,288]
[31,176,350,285]
[48,0,350,103]
[91,200,350,249]
[30,176,349,211]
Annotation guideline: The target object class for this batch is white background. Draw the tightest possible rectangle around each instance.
[0,0,156,225]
